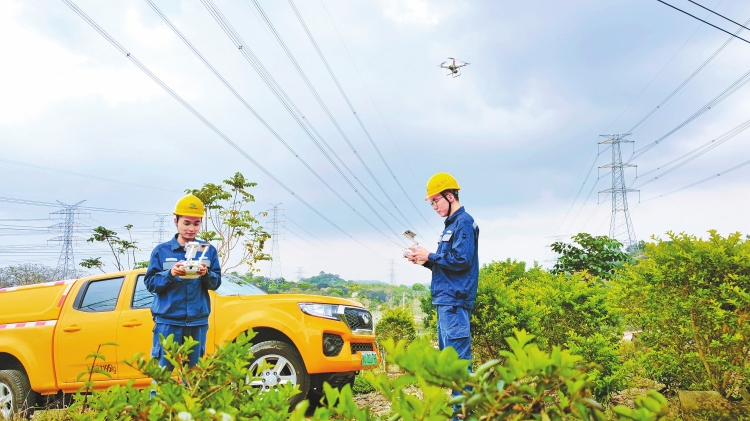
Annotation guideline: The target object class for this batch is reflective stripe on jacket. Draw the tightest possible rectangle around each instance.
[425,206,479,309]
[144,235,221,326]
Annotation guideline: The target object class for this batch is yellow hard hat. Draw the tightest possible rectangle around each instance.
[174,194,205,217]
[425,173,460,200]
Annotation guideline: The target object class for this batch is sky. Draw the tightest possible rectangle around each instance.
[2,0,750,285]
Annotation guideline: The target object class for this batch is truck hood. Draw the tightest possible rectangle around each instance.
[237,293,364,307]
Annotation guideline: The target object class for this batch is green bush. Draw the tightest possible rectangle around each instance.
[352,372,376,395]
[615,230,750,398]
[551,233,632,279]
[68,331,302,421]
[375,306,417,363]
[298,330,669,421]
[472,259,626,398]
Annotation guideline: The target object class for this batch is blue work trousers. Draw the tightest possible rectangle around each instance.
[151,323,208,371]
[436,305,473,400]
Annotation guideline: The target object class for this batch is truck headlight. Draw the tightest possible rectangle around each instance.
[298,303,343,321]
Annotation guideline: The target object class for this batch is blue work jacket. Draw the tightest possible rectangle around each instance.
[144,235,221,326]
[424,206,479,309]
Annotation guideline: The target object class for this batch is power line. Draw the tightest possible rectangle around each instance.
[145,0,407,248]
[656,0,750,44]
[318,0,422,191]
[197,0,408,248]
[629,66,750,161]
[285,0,434,233]
[61,0,387,260]
[633,117,750,188]
[627,15,750,134]
[0,196,166,216]
[644,157,750,201]
[686,1,750,32]
[555,145,610,234]
[0,158,181,193]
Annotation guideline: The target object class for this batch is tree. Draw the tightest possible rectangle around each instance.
[186,172,271,273]
[0,264,79,288]
[83,225,140,272]
[550,233,631,279]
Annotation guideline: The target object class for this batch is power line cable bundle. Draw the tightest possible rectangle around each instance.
[199,0,410,249]
[627,15,750,134]
[60,0,388,259]
[633,117,750,188]
[284,0,433,232]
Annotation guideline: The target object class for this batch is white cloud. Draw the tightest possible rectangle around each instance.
[377,0,450,26]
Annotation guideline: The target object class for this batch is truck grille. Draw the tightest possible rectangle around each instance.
[350,343,374,354]
[341,307,373,333]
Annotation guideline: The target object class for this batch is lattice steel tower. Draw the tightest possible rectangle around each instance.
[598,134,638,248]
[48,200,89,279]
[153,215,169,244]
[267,204,283,281]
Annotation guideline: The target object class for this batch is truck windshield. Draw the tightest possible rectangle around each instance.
[216,274,266,296]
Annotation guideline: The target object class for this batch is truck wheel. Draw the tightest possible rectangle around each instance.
[0,369,36,419]
[248,340,310,409]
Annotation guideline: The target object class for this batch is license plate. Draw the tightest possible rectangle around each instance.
[361,351,377,367]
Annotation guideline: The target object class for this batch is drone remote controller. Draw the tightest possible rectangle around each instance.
[182,242,210,279]
[402,229,425,265]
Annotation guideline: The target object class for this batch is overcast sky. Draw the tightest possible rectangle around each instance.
[2,0,750,284]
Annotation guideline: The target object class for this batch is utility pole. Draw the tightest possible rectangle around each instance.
[598,134,638,249]
[48,200,89,279]
[153,215,168,244]
[268,203,283,281]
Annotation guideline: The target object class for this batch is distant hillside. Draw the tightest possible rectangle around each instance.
[353,280,385,285]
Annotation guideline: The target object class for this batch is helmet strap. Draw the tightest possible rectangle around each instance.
[441,191,452,217]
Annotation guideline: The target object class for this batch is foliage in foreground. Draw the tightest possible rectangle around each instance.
[615,230,750,398]
[45,329,669,421]
[69,331,299,421]
[299,330,668,421]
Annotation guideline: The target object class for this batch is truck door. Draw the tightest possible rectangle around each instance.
[116,274,155,379]
[55,276,124,384]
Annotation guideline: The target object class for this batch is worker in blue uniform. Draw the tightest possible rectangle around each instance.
[407,173,479,419]
[145,194,221,370]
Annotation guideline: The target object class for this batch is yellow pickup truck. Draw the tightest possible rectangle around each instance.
[0,269,379,417]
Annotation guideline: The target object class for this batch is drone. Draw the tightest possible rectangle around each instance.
[439,57,469,78]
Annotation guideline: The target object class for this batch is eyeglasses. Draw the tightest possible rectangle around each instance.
[428,196,445,208]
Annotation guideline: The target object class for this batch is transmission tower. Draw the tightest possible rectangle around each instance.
[267,204,283,281]
[598,134,638,249]
[153,215,169,244]
[296,267,304,282]
[388,259,396,305]
[48,200,89,279]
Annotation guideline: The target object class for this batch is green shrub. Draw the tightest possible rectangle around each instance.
[615,230,750,398]
[375,306,417,363]
[352,372,376,395]
[472,260,627,399]
[298,330,669,421]
[551,233,632,279]
[69,331,302,420]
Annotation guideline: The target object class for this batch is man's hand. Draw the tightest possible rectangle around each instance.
[197,263,208,276]
[408,246,430,264]
[171,261,187,277]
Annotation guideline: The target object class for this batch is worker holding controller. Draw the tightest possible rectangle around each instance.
[406,173,479,421]
[145,194,221,370]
